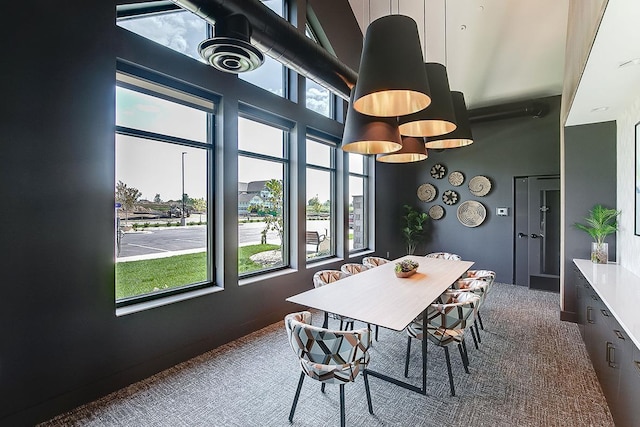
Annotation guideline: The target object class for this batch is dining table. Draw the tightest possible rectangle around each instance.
[286,255,474,395]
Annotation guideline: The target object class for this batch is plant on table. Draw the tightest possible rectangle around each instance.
[574,204,620,263]
[395,259,419,273]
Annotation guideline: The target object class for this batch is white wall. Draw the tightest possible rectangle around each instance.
[617,94,640,276]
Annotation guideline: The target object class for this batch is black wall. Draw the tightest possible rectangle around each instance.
[375,96,562,283]
[562,121,617,319]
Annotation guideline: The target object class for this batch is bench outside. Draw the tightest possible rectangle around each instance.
[306,231,326,253]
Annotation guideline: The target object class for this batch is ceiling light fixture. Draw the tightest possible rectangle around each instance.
[590,106,609,112]
[376,136,428,163]
[398,63,457,137]
[619,58,640,68]
[425,91,474,149]
[341,91,403,154]
[352,14,431,117]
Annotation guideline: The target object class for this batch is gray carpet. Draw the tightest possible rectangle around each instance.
[40,283,614,427]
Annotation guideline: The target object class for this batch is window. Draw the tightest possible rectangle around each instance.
[115,72,215,305]
[238,116,290,276]
[117,9,209,63]
[306,79,331,117]
[238,0,286,97]
[348,153,369,252]
[306,138,336,260]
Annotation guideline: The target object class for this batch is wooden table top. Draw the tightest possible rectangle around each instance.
[286,256,474,331]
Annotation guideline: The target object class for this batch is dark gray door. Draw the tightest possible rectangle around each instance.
[514,176,560,291]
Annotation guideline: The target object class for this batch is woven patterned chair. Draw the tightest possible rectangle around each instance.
[404,292,479,396]
[285,311,373,426]
[341,263,371,275]
[457,269,495,330]
[426,252,462,261]
[362,256,389,268]
[313,270,354,330]
[447,279,490,349]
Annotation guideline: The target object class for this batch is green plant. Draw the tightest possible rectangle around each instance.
[401,205,429,254]
[395,259,419,273]
[574,204,620,245]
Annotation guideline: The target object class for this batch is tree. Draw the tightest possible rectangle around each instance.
[401,204,429,255]
[191,197,207,222]
[154,193,162,203]
[116,181,142,226]
[262,179,284,256]
[307,194,322,215]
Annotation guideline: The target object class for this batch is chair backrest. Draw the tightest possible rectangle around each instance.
[464,269,496,282]
[427,292,479,331]
[452,279,489,304]
[362,256,389,268]
[426,252,462,261]
[341,263,370,275]
[313,270,345,288]
[284,311,370,383]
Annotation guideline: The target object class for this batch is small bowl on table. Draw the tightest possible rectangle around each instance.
[395,260,419,278]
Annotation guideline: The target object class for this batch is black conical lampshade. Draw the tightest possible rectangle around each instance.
[399,63,457,137]
[353,15,431,117]
[425,91,474,148]
[342,91,402,154]
[376,136,428,163]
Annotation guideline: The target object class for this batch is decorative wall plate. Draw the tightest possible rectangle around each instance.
[430,163,447,179]
[442,190,459,205]
[428,204,445,220]
[448,171,464,186]
[468,175,491,196]
[417,183,437,202]
[457,200,487,227]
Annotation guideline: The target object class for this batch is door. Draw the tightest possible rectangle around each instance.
[514,176,560,291]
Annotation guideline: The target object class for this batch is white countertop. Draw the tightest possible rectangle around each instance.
[574,259,640,349]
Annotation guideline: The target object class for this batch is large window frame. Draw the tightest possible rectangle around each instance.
[115,65,217,307]
[348,153,370,253]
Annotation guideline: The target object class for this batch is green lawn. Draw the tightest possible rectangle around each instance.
[116,244,280,299]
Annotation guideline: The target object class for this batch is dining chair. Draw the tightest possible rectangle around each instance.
[285,311,373,427]
[340,263,371,275]
[312,270,355,330]
[404,292,479,396]
[457,269,495,330]
[447,279,490,349]
[362,256,389,268]
[426,252,462,261]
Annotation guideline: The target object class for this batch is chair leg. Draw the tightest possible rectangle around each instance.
[339,320,344,330]
[443,346,456,397]
[339,384,346,427]
[404,336,412,378]
[323,312,329,329]
[470,326,479,350]
[375,325,379,341]
[289,372,305,422]
[474,320,482,343]
[458,343,470,374]
[363,370,374,414]
[461,338,470,366]
[477,311,485,330]
[321,383,326,393]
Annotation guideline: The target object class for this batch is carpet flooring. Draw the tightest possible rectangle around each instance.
[40,283,614,426]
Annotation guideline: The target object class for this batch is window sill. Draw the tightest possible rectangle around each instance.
[348,249,375,260]
[306,256,343,269]
[239,267,296,286]
[116,285,223,317]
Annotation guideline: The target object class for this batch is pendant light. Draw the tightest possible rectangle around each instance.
[341,90,402,154]
[398,63,457,137]
[352,15,431,117]
[376,136,428,163]
[425,91,474,148]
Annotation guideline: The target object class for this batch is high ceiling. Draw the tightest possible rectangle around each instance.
[348,0,569,109]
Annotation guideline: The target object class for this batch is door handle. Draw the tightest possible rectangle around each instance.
[517,232,528,238]
[530,233,542,239]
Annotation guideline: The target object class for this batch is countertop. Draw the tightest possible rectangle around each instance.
[574,259,640,349]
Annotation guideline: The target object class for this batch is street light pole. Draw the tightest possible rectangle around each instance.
[181,151,187,226]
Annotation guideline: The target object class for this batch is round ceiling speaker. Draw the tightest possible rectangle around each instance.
[198,13,264,74]
[199,38,264,73]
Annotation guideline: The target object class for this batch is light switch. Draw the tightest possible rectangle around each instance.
[496,207,509,216]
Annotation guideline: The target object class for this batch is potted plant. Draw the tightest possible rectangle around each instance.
[574,204,620,263]
[401,205,429,255]
[395,259,419,278]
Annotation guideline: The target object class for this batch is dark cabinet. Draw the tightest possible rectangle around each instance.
[575,267,640,427]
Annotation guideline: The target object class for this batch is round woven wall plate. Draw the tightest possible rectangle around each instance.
[442,190,459,205]
[448,171,464,186]
[417,183,437,202]
[430,163,447,179]
[429,204,444,220]
[457,200,487,227]
[468,175,491,196]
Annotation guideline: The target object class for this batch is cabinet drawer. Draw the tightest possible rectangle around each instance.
[613,334,639,427]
